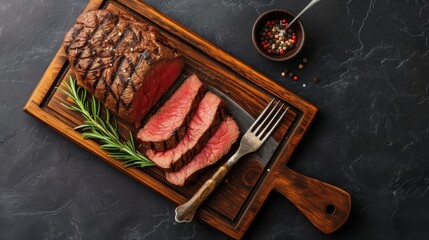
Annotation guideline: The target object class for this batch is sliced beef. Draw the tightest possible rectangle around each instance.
[63,10,184,127]
[145,92,226,171]
[166,116,240,186]
[137,74,206,151]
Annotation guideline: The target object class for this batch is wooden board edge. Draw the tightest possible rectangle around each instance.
[23,49,66,110]
[268,109,319,188]
[25,101,245,238]
[21,1,320,238]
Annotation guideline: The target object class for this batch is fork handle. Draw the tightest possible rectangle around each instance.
[175,163,232,223]
[274,167,351,234]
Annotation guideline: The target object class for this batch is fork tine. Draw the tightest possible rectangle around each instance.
[261,106,289,142]
[257,102,284,138]
[249,98,275,132]
[253,100,280,134]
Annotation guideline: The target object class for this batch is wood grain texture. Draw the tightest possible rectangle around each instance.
[274,167,352,234]
[23,0,351,239]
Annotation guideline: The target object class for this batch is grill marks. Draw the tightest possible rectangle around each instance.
[115,64,131,111]
[82,21,116,81]
[115,56,138,112]
[91,59,105,91]
[72,14,108,67]
[65,26,84,52]
[81,53,97,80]
[63,10,184,125]
[114,25,131,50]
[69,12,114,88]
[98,25,139,108]
[92,22,136,112]
[102,55,125,102]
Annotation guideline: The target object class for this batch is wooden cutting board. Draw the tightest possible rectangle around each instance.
[23,0,351,238]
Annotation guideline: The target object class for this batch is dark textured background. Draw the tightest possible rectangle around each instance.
[1,0,428,239]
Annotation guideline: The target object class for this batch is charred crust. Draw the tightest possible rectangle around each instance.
[64,10,182,124]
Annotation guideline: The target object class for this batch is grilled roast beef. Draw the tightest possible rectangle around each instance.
[166,116,240,186]
[137,74,206,151]
[145,92,226,171]
[63,10,184,126]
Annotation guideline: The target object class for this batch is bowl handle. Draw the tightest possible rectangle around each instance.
[273,166,351,234]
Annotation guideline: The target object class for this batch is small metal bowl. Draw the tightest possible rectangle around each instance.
[252,9,305,61]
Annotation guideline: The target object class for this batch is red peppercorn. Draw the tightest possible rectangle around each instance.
[258,19,297,55]
[293,76,299,81]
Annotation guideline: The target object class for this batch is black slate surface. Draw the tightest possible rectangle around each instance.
[1,0,428,239]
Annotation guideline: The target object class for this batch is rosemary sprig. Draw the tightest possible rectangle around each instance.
[58,76,155,168]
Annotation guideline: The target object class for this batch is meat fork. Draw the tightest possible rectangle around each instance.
[175,98,289,223]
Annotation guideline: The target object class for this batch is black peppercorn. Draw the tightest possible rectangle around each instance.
[258,19,297,56]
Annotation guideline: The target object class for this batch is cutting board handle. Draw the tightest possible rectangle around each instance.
[274,167,351,234]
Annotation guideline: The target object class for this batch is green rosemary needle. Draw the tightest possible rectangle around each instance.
[58,76,155,168]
